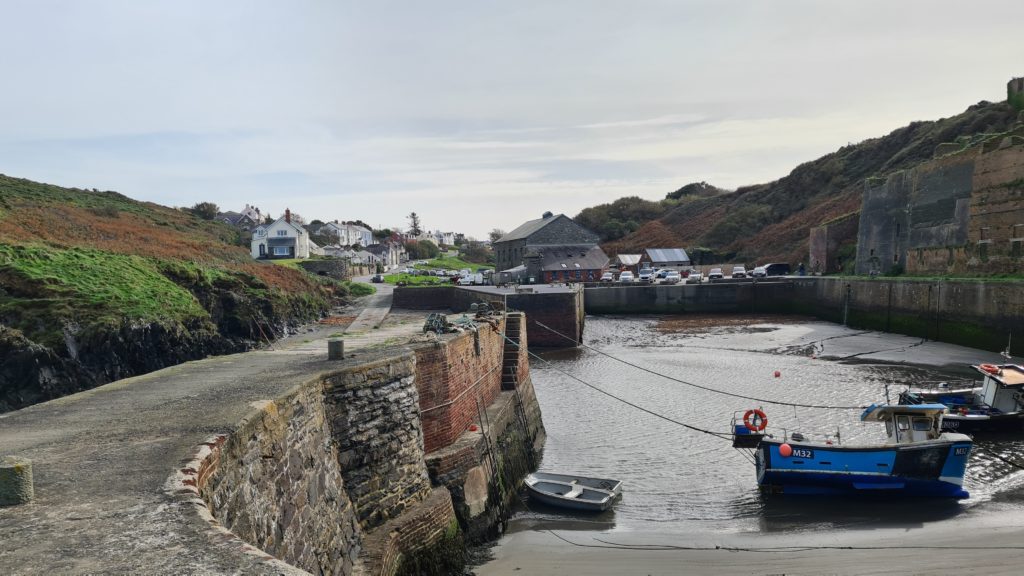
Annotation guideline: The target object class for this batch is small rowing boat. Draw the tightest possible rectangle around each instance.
[524,472,622,512]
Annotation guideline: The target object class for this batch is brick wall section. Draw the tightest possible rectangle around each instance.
[321,352,433,532]
[197,382,361,576]
[413,316,507,453]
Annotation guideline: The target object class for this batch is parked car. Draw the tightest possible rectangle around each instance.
[731,266,747,278]
[370,274,385,283]
[686,271,703,284]
[655,269,672,279]
[619,271,635,283]
[638,268,654,282]
[764,263,792,277]
[708,268,724,280]
[600,271,615,282]
[663,271,682,284]
[751,266,767,278]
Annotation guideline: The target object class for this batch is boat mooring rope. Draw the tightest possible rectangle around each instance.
[534,321,866,411]
[498,332,735,442]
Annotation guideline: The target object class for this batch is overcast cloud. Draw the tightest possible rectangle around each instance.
[1,0,1021,238]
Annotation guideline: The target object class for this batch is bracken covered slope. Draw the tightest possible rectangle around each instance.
[0,175,346,411]
[603,101,1020,264]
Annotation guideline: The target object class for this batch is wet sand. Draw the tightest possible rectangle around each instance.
[476,317,1023,575]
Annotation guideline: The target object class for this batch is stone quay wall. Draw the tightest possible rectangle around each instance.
[423,313,545,543]
[393,285,584,348]
[321,352,432,532]
[196,382,360,575]
[195,315,545,576]
[584,279,1024,356]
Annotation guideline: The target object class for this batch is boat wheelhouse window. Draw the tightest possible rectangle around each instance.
[912,418,932,432]
[896,415,911,431]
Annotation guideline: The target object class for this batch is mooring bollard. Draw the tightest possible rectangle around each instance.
[328,338,345,360]
[0,456,33,506]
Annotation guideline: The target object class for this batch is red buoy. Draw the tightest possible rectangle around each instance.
[779,443,793,457]
[774,370,781,378]
[469,424,478,432]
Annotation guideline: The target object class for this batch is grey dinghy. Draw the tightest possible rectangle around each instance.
[524,472,622,512]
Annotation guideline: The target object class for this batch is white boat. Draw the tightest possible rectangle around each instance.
[524,472,622,512]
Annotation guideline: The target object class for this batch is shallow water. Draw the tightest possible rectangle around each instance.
[513,316,1024,535]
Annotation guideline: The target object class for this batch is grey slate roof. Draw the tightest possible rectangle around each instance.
[529,244,609,271]
[497,213,561,242]
[644,248,690,263]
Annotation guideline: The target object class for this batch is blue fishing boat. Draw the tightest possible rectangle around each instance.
[900,364,1024,435]
[732,404,973,499]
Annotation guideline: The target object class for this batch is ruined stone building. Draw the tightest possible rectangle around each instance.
[854,130,1024,276]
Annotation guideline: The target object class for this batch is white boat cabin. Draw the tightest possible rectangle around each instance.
[861,404,945,444]
[974,364,1024,413]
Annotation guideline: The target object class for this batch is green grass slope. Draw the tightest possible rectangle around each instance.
[0,175,355,411]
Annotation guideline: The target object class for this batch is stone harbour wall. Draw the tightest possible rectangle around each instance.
[197,382,360,575]
[321,352,432,531]
[193,314,546,576]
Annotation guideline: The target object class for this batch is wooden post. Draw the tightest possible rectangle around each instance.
[0,456,33,506]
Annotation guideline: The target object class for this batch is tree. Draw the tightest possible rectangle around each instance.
[407,212,422,236]
[488,229,506,243]
[461,240,491,264]
[190,201,220,220]
[373,228,392,241]
[404,239,439,260]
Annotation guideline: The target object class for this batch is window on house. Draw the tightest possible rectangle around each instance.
[277,230,288,236]
[272,246,290,256]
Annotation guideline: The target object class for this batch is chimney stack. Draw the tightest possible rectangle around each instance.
[285,208,291,223]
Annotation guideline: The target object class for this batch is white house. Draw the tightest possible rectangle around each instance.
[251,209,312,259]
[319,221,374,247]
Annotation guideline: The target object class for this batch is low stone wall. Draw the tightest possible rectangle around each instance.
[297,259,349,280]
[584,283,756,315]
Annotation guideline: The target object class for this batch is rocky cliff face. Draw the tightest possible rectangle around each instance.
[0,293,326,413]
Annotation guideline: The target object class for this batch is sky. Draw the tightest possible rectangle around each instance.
[1,1,1022,239]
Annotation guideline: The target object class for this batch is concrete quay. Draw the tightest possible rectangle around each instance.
[0,296,422,574]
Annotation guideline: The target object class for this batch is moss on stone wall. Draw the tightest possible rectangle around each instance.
[395,519,466,576]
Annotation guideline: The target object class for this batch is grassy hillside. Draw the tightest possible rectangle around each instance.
[599,101,1020,265]
[0,175,357,411]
